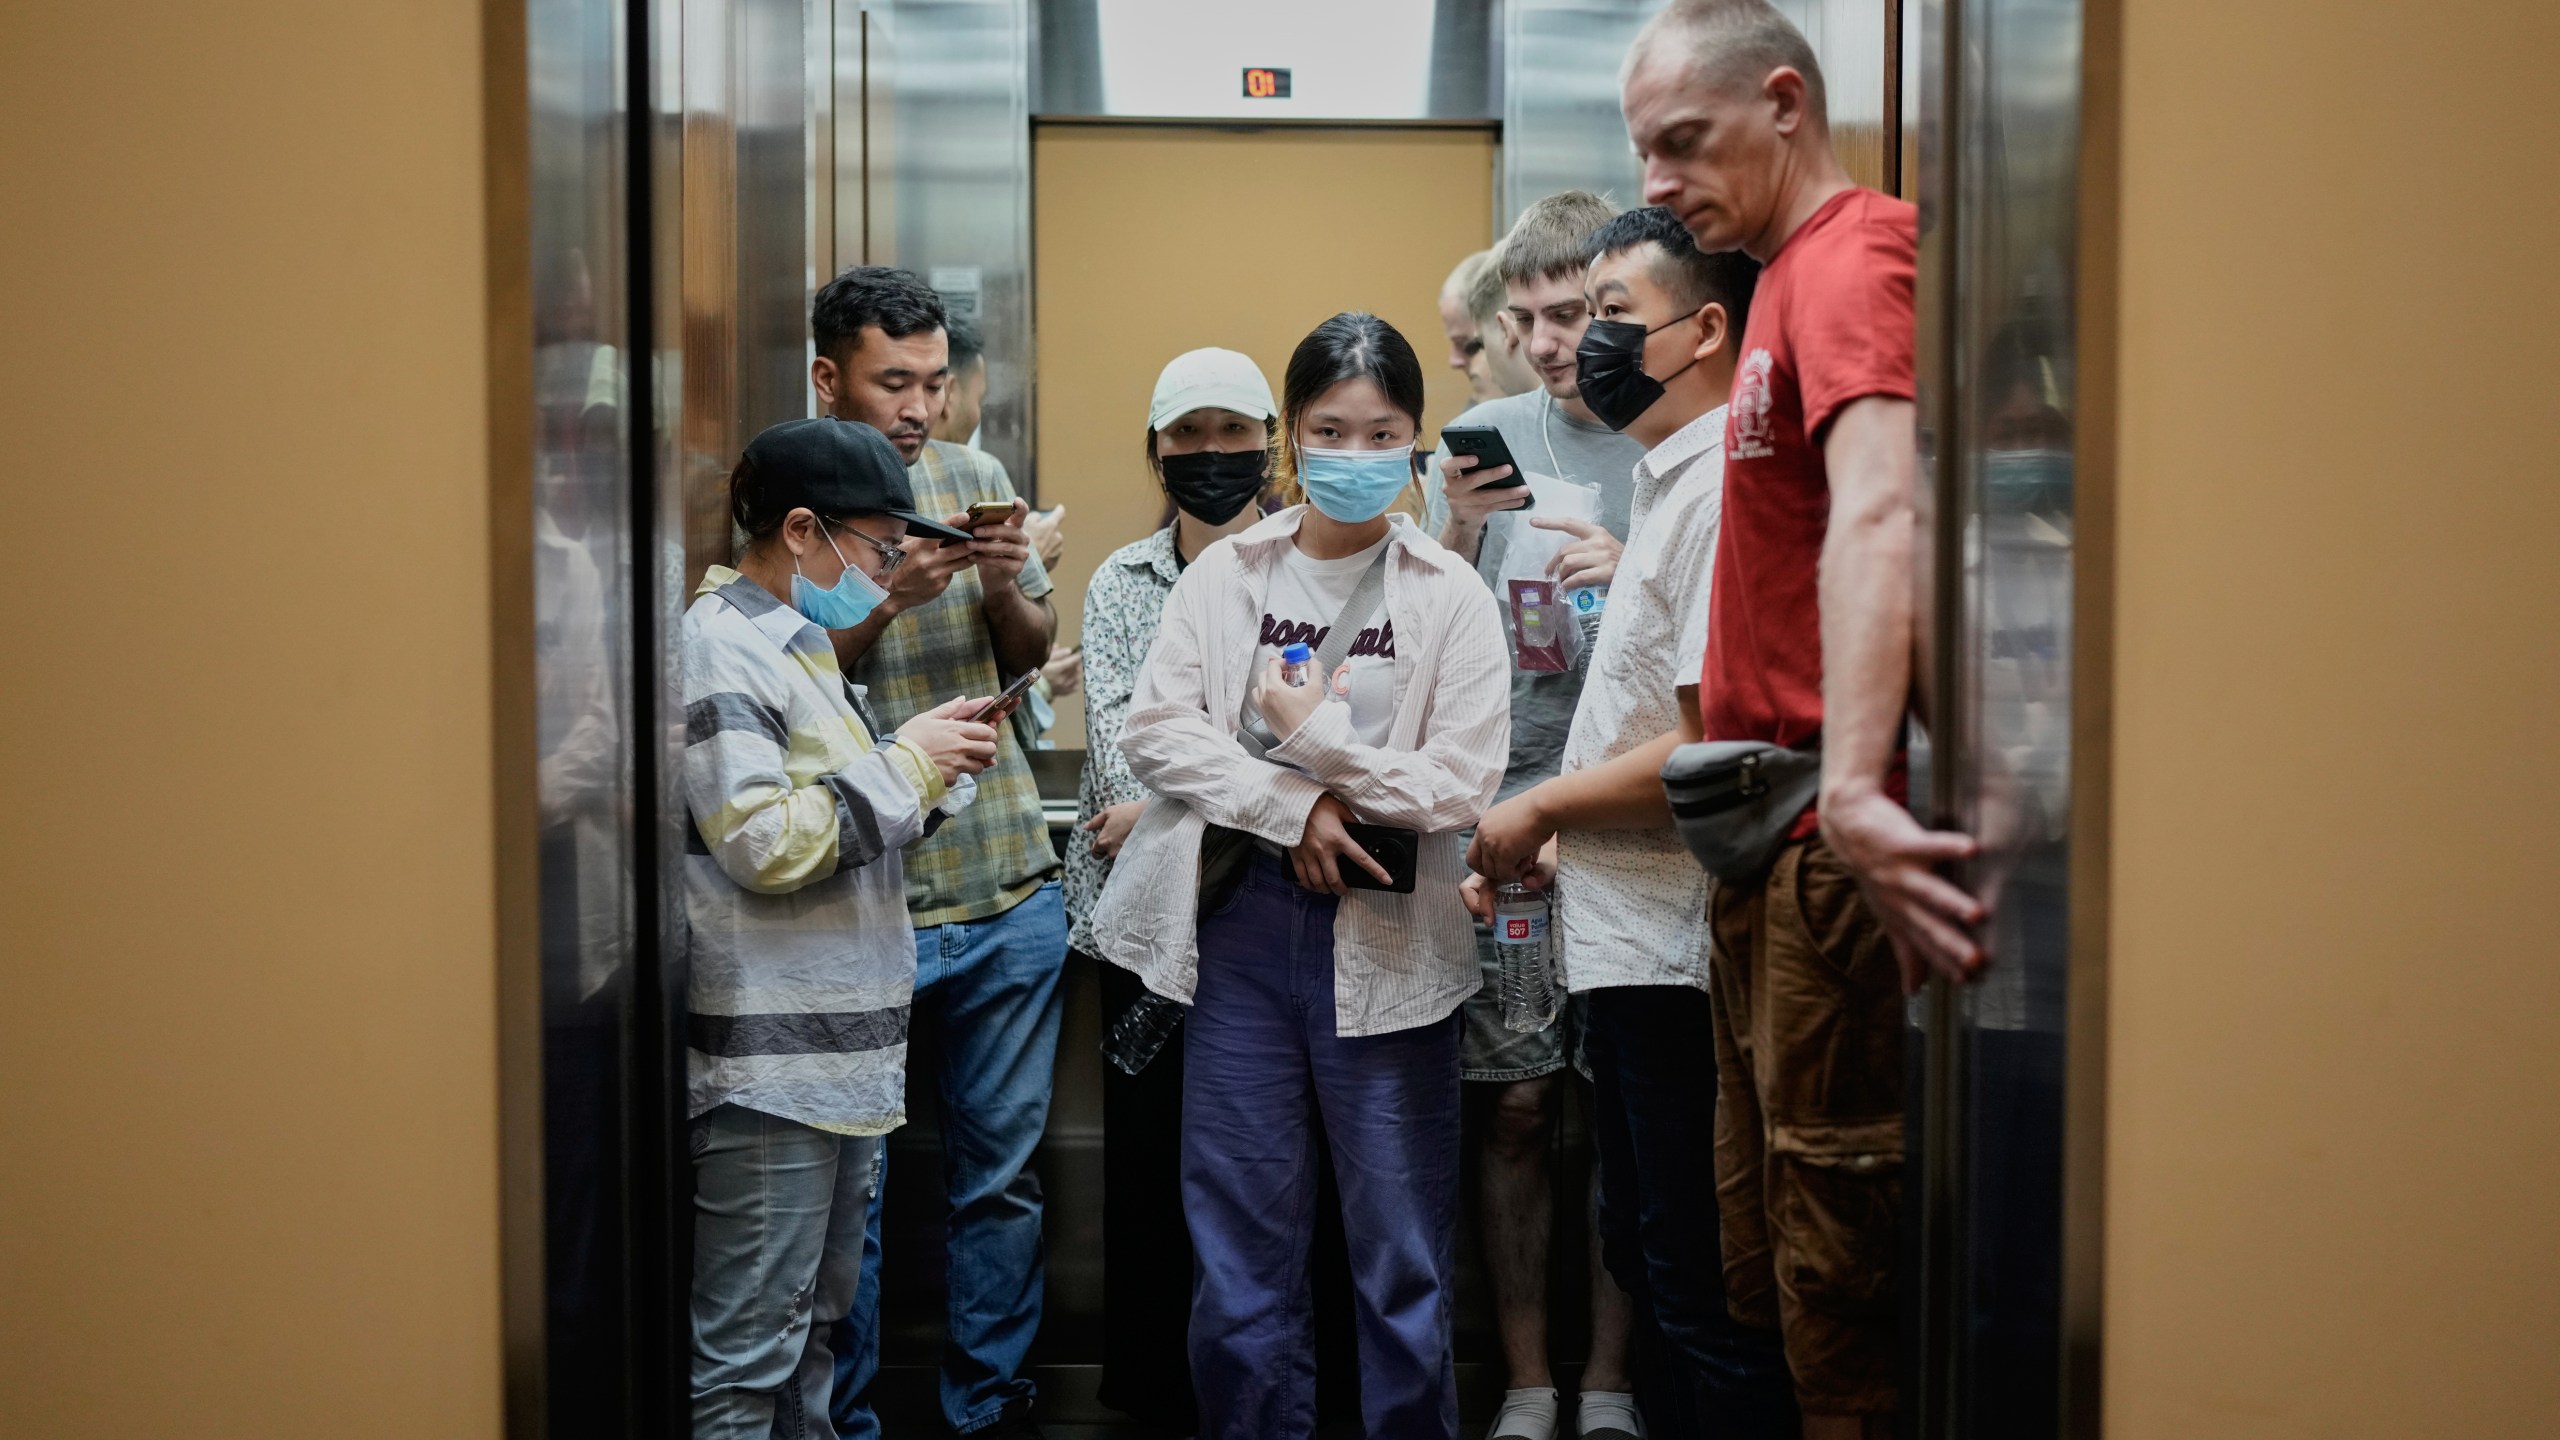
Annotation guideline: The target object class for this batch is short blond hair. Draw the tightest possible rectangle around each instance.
[1465,252,1510,329]
[1639,0,1829,122]
[1443,249,1494,304]
[1493,190,1619,288]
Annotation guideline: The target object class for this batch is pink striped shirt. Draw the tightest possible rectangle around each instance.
[1087,508,1512,1036]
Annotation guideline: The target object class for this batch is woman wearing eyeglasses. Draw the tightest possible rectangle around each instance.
[679,417,1003,1439]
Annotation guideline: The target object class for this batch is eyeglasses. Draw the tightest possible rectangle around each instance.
[827,521,908,577]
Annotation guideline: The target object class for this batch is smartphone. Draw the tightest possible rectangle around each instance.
[968,669,1042,724]
[1339,822,1420,894]
[966,500,1019,528]
[1438,425,1531,502]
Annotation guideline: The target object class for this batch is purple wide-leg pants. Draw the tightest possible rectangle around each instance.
[1181,856,1461,1440]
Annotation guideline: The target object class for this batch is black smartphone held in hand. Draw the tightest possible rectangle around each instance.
[1339,822,1420,894]
[1439,426,1531,503]
[968,669,1041,724]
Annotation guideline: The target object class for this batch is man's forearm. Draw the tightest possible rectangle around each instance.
[1818,402,1920,808]
[1437,512,1486,564]
[983,583,1056,678]
[1524,688,1702,833]
[1526,730,1684,833]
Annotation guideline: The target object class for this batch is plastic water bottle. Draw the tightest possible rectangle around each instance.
[1493,883,1562,1033]
[1280,641,1313,687]
[1104,991,1188,1076]
[1568,583,1608,654]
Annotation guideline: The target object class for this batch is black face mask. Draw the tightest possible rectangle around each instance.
[1158,447,1269,525]
[1575,314,1701,433]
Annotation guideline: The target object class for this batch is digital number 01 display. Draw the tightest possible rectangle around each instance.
[1242,67,1291,99]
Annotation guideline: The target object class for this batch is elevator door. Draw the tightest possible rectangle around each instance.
[1030,121,1495,745]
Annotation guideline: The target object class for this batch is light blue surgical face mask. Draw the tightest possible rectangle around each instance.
[1297,443,1416,523]
[1980,449,2073,515]
[791,527,891,629]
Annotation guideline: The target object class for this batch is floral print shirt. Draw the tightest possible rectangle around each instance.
[1064,524,1184,956]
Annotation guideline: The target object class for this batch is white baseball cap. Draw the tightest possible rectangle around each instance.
[1149,347,1276,431]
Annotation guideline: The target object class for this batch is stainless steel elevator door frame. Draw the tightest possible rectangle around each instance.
[1913,0,2106,1434]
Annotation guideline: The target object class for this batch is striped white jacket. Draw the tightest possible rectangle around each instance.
[680,567,969,1135]
[1089,508,1510,1036]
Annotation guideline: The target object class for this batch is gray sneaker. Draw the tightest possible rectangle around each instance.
[1574,1391,1647,1440]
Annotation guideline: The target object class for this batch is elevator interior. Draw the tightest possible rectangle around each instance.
[516,0,2098,1433]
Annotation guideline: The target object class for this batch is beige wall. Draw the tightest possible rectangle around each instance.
[0,5,507,1439]
[2105,2,2560,1434]
[1032,123,1496,745]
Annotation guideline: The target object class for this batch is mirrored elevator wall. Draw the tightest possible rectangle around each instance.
[525,0,873,1429]
[1913,0,2098,1434]
[525,1,649,1433]
[889,0,1035,488]
[1501,0,1652,222]
[518,1,1046,1423]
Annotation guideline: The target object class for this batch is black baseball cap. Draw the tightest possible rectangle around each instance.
[740,417,974,543]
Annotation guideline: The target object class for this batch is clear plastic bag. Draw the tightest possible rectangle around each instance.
[1492,474,1603,673]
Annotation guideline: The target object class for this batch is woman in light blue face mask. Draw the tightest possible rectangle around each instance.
[1088,314,1513,1439]
[677,416,1003,1440]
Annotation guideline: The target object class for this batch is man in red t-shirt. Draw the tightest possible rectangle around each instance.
[1623,2,1985,1433]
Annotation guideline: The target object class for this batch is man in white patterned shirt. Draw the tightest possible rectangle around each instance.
[1464,209,1793,1438]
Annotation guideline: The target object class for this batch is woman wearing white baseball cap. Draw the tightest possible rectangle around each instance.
[1065,345,1278,1432]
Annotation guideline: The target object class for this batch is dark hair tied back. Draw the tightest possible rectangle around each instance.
[728,456,779,539]
[1278,312,1426,483]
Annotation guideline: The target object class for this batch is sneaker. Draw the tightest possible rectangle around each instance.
[1576,1390,1646,1440]
[1490,1386,1561,1440]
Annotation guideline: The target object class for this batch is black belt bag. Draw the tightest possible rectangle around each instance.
[1660,740,1823,882]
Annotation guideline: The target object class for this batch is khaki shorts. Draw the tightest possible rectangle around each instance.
[1709,835,1905,1416]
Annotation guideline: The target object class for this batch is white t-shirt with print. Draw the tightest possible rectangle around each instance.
[1252,533,1397,749]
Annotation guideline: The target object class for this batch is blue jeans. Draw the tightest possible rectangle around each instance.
[690,1105,883,1440]
[1583,985,1797,1439]
[833,880,1067,1435]
[1183,857,1462,1440]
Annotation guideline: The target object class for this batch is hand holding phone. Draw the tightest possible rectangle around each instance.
[1339,822,1419,894]
[1288,794,1398,896]
[1440,426,1530,493]
[895,697,1001,785]
[959,499,1036,586]
[969,668,1042,723]
[1437,425,1532,532]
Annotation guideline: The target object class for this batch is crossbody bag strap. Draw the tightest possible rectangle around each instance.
[1238,542,1395,756]
[1310,543,1394,676]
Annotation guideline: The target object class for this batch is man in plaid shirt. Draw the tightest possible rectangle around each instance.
[810,267,1063,1440]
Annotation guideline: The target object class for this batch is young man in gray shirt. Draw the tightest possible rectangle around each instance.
[1420,190,1651,1440]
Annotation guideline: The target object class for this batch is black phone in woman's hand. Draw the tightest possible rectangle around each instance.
[1339,823,1420,894]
